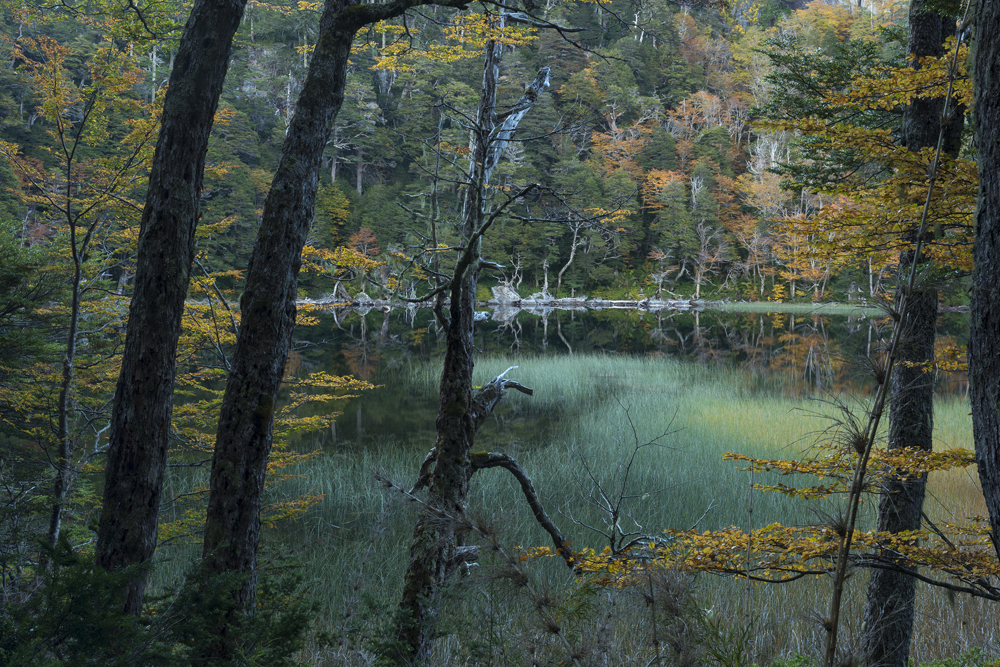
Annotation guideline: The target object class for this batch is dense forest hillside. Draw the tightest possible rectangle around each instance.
[1,0,937,305]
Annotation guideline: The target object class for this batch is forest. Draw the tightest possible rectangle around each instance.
[3,0,1000,664]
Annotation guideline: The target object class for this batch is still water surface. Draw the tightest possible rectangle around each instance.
[292,305,969,452]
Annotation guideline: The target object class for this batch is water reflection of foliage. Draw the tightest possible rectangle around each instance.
[309,306,968,400]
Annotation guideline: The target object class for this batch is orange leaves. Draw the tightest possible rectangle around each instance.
[438,140,471,156]
[590,120,650,181]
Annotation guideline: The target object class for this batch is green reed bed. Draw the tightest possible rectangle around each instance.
[261,354,994,664]
[710,302,884,316]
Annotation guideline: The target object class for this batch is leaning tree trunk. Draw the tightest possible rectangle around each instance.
[95,0,249,616]
[971,0,1000,564]
[396,23,552,661]
[861,5,960,666]
[197,0,471,659]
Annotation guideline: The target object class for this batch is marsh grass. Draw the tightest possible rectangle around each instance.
[710,303,884,316]
[157,353,993,665]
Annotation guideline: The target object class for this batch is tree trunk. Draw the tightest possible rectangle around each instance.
[555,222,581,298]
[396,26,550,660]
[971,0,1000,563]
[396,33,501,662]
[198,0,472,658]
[47,232,82,553]
[355,145,364,195]
[862,5,958,665]
[96,0,248,616]
[861,279,935,667]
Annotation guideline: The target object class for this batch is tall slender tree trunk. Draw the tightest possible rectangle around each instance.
[197,0,473,658]
[971,0,1000,564]
[47,231,82,552]
[862,5,959,665]
[355,146,364,195]
[396,33,502,662]
[555,222,582,298]
[199,5,357,657]
[396,24,551,660]
[96,0,248,616]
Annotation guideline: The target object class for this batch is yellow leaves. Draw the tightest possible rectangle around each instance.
[735,172,789,218]
[441,13,537,49]
[585,207,635,226]
[829,40,972,113]
[300,244,384,278]
[358,12,537,73]
[439,141,471,156]
[758,36,976,274]
[725,445,975,494]
[522,507,1000,590]
[196,215,240,240]
[767,123,975,272]
[248,0,319,15]
[933,343,968,374]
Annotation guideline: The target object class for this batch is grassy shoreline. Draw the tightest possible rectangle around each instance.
[239,352,989,665]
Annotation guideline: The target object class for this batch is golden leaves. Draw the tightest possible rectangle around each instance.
[760,37,975,275]
[517,442,984,591]
[359,12,538,73]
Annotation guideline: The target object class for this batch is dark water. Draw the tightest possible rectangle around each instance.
[285,305,969,451]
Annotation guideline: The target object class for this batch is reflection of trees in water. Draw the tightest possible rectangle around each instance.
[317,306,967,397]
[772,314,841,395]
[495,314,525,353]
[341,315,378,380]
[661,310,727,364]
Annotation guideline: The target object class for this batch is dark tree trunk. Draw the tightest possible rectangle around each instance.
[395,34,499,661]
[861,283,935,667]
[971,0,1000,563]
[396,23,552,661]
[199,3,356,657]
[198,0,472,658]
[95,0,248,616]
[862,5,958,666]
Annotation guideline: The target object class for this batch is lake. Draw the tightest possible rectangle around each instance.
[159,304,987,665]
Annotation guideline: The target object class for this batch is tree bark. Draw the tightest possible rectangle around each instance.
[200,5,357,656]
[971,0,1000,563]
[198,0,473,658]
[96,0,248,616]
[555,222,582,298]
[396,26,550,660]
[861,5,957,665]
